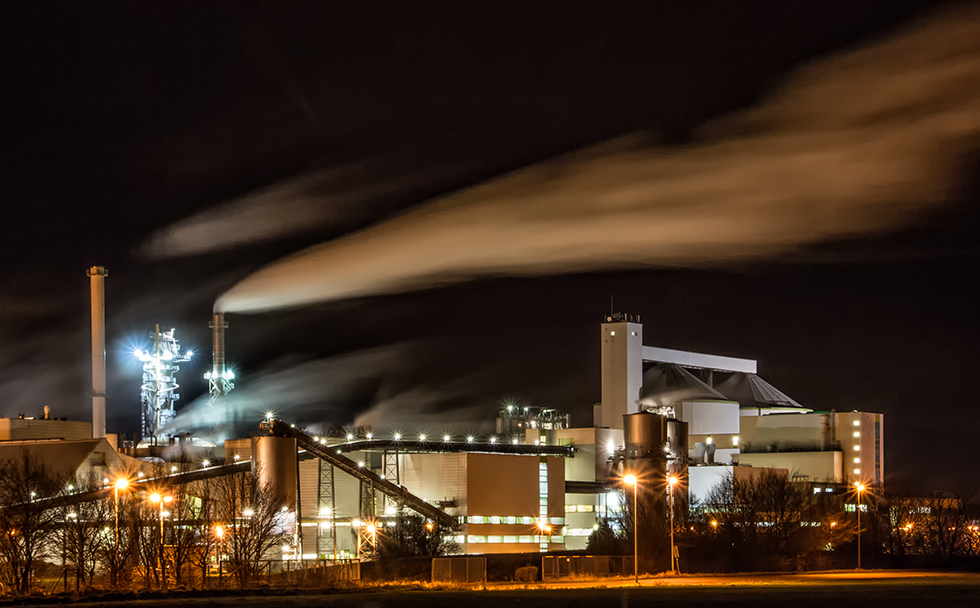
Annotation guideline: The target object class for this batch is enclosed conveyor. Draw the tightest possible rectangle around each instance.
[261,418,455,526]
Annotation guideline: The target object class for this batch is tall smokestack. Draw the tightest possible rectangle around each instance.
[87,266,108,438]
[207,312,234,404]
[211,312,227,382]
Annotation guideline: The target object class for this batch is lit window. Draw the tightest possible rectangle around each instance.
[610,331,616,336]
[853,420,860,427]
[733,435,739,447]
[853,431,860,438]
[854,458,861,464]
[631,332,637,336]
[853,469,861,475]
[706,436,713,445]
[853,445,860,451]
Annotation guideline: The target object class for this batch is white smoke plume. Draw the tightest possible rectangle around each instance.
[160,345,409,435]
[140,161,473,259]
[217,6,980,313]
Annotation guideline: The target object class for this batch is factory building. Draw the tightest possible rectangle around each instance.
[598,313,885,492]
[0,267,885,564]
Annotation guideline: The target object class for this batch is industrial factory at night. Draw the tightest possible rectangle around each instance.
[0,267,884,565]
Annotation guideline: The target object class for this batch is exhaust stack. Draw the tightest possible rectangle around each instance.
[87,266,108,438]
[206,312,234,404]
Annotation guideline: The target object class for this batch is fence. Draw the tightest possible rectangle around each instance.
[431,557,486,584]
[541,555,633,580]
[261,559,360,586]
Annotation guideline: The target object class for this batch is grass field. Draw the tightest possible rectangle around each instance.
[12,572,979,608]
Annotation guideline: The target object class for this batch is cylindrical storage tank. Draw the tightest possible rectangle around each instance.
[623,411,666,460]
[252,436,297,509]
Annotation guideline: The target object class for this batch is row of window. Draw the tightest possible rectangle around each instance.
[465,516,565,525]
[461,535,566,544]
[565,504,595,512]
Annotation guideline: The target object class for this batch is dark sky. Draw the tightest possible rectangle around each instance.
[1,2,977,491]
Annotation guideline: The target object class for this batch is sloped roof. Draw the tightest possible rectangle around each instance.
[639,363,731,406]
[0,439,103,482]
[715,373,808,410]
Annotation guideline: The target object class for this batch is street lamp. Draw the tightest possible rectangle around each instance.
[623,474,638,584]
[150,493,174,586]
[113,478,128,552]
[537,521,552,549]
[854,482,866,570]
[215,525,224,585]
[668,475,679,574]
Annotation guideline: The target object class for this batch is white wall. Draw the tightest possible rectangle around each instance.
[600,321,643,429]
[676,400,740,435]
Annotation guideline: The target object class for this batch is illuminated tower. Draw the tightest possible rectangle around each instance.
[135,325,193,440]
[204,312,234,406]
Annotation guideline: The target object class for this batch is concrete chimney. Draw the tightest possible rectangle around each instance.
[87,266,108,438]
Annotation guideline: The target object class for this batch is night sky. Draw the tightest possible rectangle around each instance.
[2,2,977,491]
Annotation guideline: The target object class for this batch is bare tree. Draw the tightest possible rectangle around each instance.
[214,469,286,587]
[377,512,459,558]
[0,454,66,595]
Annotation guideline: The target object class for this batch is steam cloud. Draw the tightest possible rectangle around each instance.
[217,6,980,314]
[140,161,473,259]
[160,346,409,435]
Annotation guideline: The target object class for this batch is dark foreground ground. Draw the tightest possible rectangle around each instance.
[10,572,980,608]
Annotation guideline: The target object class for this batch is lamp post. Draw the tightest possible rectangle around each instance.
[150,493,173,587]
[215,525,224,586]
[113,478,128,552]
[623,475,638,584]
[668,475,679,574]
[854,482,865,570]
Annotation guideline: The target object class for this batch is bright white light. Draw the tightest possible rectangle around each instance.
[385,507,396,515]
[853,445,861,451]
[466,435,474,443]
[507,405,514,412]
[443,434,451,442]
[366,432,373,440]
[706,436,713,445]
[352,518,361,527]
[393,432,402,441]
[853,420,861,426]
[171,466,178,472]
[358,461,365,468]
[606,442,615,453]
[243,509,254,517]
[512,438,519,445]
[490,436,497,443]
[854,469,861,475]
[733,435,740,447]
[234,454,241,461]
[854,457,861,463]
[185,351,193,358]
[320,507,331,516]
[419,434,427,441]
[346,433,354,441]
[202,459,210,467]
[853,431,861,438]
[133,348,143,357]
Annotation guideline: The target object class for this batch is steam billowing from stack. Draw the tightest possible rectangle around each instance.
[216,5,980,314]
